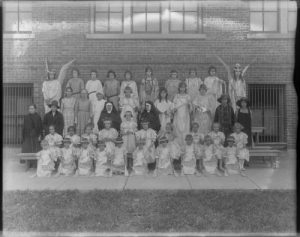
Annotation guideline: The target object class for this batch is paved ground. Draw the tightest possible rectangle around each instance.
[3,147,296,191]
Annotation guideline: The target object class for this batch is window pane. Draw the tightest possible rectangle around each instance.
[170,1,183,11]
[110,2,123,12]
[263,0,277,11]
[249,1,263,11]
[109,12,122,31]
[264,12,277,31]
[147,1,160,12]
[95,12,109,31]
[4,1,18,11]
[170,11,183,31]
[250,12,263,31]
[95,1,109,12]
[19,1,32,12]
[132,1,146,12]
[147,12,160,32]
[184,12,198,31]
[133,12,146,31]
[19,12,32,32]
[4,12,18,32]
[184,1,198,11]
[288,11,297,32]
[288,1,297,11]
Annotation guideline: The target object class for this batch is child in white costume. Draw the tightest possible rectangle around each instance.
[65,126,81,148]
[132,139,149,175]
[120,111,137,153]
[120,70,139,101]
[75,138,95,176]
[44,125,63,168]
[155,136,173,176]
[94,140,113,177]
[111,137,128,175]
[191,122,205,147]
[202,135,219,175]
[230,123,249,172]
[185,68,203,102]
[98,119,119,154]
[56,137,76,176]
[35,140,57,177]
[208,122,225,159]
[119,86,139,122]
[181,135,199,175]
[222,136,242,176]
[85,70,104,103]
[92,93,106,133]
[81,123,98,150]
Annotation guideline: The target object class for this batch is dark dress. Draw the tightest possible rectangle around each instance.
[236,108,252,147]
[22,113,43,153]
[138,101,161,133]
[214,104,235,139]
[98,103,122,132]
[43,111,64,136]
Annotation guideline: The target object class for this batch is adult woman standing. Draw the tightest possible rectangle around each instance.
[61,87,77,136]
[75,89,93,135]
[66,68,85,99]
[22,104,43,154]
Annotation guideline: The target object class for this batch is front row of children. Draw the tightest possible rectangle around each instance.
[34,119,249,178]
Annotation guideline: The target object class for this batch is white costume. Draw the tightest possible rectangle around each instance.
[94,149,111,176]
[92,99,106,133]
[36,149,56,177]
[112,146,127,173]
[185,77,203,101]
[132,148,148,175]
[223,146,239,174]
[77,148,94,176]
[42,80,62,113]
[154,99,174,132]
[182,144,197,175]
[204,76,224,115]
[86,79,104,102]
[202,144,217,174]
[208,131,225,159]
[135,129,157,163]
[58,147,76,175]
[231,132,249,161]
[155,146,173,175]
[119,96,139,122]
[98,128,118,154]
[120,80,139,100]
[121,120,137,153]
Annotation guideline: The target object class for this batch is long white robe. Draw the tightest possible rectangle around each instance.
[42,80,62,113]
[86,79,104,103]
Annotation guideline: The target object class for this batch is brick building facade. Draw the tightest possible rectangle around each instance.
[3,0,298,149]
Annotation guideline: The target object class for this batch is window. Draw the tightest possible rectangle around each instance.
[4,1,32,33]
[132,1,161,33]
[94,1,123,33]
[169,1,201,33]
[249,0,279,32]
[248,84,286,143]
[288,1,297,32]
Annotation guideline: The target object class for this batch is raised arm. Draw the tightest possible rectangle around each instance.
[215,55,232,79]
[57,59,76,85]
[241,57,257,77]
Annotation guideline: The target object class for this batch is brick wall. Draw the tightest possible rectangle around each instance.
[3,1,297,148]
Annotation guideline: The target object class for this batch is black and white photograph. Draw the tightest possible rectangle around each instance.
[2,0,298,236]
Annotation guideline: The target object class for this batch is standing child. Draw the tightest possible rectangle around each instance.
[155,136,173,176]
[120,70,138,101]
[35,140,57,177]
[75,137,95,176]
[165,70,182,102]
[132,139,149,175]
[135,118,157,175]
[98,118,119,154]
[139,67,159,107]
[202,135,220,175]
[222,136,240,176]
[111,137,128,175]
[185,68,203,102]
[230,123,249,174]
[191,122,205,147]
[119,86,139,122]
[85,70,104,103]
[61,87,77,136]
[236,97,252,147]
[81,123,98,150]
[173,82,192,147]
[94,140,112,177]
[104,70,120,111]
[56,137,76,176]
[92,92,106,133]
[181,134,198,175]
[154,88,174,132]
[214,94,235,139]
[66,68,84,99]
[120,111,137,153]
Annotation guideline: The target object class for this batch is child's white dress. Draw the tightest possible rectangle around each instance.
[112,146,127,173]
[154,99,174,132]
[185,77,203,102]
[120,80,139,101]
[132,148,148,175]
[191,132,205,146]
[208,131,225,159]
[36,150,56,177]
[121,120,137,153]
[181,144,197,174]
[202,144,217,174]
[94,149,111,176]
[155,146,173,175]
[77,148,94,176]
[231,132,249,161]
[58,147,76,175]
[119,96,139,121]
[81,133,98,150]
[65,134,81,148]
[86,79,104,102]
[135,128,157,163]
[223,146,239,174]
[98,128,118,154]
[45,133,63,158]
[204,76,224,115]
[92,99,106,133]
[42,79,62,113]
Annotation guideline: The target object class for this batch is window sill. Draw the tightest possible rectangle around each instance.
[86,33,207,39]
[247,33,295,39]
[3,33,35,39]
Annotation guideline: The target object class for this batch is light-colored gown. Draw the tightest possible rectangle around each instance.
[208,131,225,159]
[92,99,106,133]
[85,79,104,102]
[75,99,92,136]
[135,128,157,163]
[155,146,173,175]
[185,77,203,102]
[120,80,139,100]
[98,128,119,154]
[36,149,56,177]
[204,76,224,116]
[121,120,137,153]
[104,79,120,111]
[182,144,197,175]
[112,145,127,173]
[94,148,110,176]
[77,147,94,176]
[119,96,139,122]
[139,77,159,106]
[42,80,62,113]
[230,132,249,161]
[228,77,246,112]
[132,148,148,175]
[61,97,77,136]
[202,144,217,174]
[154,99,174,132]
[66,77,85,99]
[58,147,76,175]
[223,146,239,174]
[192,93,214,135]
[173,93,192,147]
[165,79,182,102]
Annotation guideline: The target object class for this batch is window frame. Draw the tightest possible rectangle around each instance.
[287,2,297,32]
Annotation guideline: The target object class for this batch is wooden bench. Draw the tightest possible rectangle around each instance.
[17,153,37,171]
[249,148,281,168]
